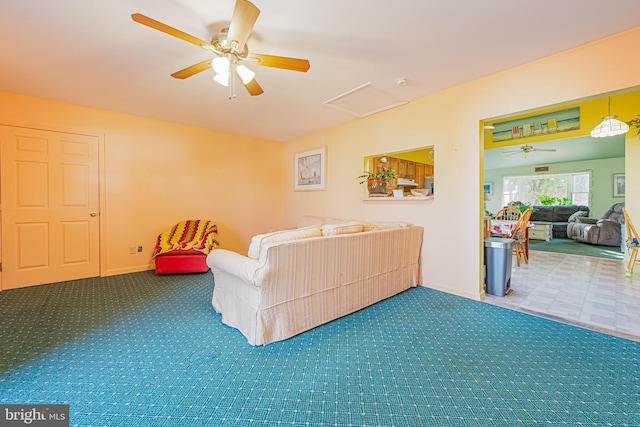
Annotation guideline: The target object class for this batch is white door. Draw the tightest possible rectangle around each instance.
[0,126,100,290]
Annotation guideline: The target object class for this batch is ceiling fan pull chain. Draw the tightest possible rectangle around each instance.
[230,63,237,99]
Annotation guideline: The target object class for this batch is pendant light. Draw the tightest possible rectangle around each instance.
[590,97,629,138]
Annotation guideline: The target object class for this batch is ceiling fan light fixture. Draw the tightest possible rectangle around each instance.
[212,56,233,87]
[236,65,255,84]
[212,56,230,74]
[213,71,230,87]
[590,115,629,138]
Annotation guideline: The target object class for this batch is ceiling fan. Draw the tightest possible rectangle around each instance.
[503,145,557,157]
[131,0,310,98]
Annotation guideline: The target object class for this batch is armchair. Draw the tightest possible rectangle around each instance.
[566,203,625,247]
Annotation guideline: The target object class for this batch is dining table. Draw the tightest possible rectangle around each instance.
[489,219,530,236]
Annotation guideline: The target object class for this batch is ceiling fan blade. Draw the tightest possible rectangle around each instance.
[171,60,212,79]
[238,74,264,96]
[226,0,260,51]
[248,53,310,72]
[131,13,215,50]
[533,149,557,152]
[503,151,522,156]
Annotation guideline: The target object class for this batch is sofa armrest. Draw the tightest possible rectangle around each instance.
[594,219,623,246]
[575,217,598,224]
[207,249,262,285]
[597,218,622,229]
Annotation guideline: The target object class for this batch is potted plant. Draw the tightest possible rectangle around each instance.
[537,195,556,206]
[537,195,572,206]
[508,201,535,213]
[358,167,397,196]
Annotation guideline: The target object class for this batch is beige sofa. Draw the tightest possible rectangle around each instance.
[206,216,424,345]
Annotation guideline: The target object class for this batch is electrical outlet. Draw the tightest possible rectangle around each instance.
[129,246,136,255]
[138,246,143,253]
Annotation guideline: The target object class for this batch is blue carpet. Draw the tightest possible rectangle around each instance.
[1,272,638,426]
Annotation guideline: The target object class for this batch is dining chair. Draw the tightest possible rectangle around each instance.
[484,217,492,238]
[495,207,522,221]
[492,207,522,238]
[623,209,639,277]
[512,208,532,267]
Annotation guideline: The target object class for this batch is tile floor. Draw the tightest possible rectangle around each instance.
[484,249,640,342]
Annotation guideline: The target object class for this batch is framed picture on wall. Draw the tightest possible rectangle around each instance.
[483,182,493,196]
[612,173,625,197]
[294,147,327,191]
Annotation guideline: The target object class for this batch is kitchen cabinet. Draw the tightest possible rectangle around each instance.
[415,163,425,188]
[397,159,408,177]
[370,156,432,187]
[407,161,416,180]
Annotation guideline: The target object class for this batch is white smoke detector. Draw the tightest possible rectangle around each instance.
[395,77,407,86]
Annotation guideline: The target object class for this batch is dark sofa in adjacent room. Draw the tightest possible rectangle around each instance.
[530,205,590,238]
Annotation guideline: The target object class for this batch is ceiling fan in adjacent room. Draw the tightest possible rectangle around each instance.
[132,0,310,98]
[503,145,556,157]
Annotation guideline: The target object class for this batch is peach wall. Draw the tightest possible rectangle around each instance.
[0,92,286,277]
[284,27,640,300]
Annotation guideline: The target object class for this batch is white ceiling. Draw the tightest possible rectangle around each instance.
[484,135,626,170]
[1,0,639,142]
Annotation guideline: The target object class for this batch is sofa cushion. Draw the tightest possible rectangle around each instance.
[568,210,588,222]
[602,202,625,224]
[297,216,350,228]
[247,226,322,259]
[554,205,586,222]
[531,206,554,222]
[321,221,364,236]
[530,205,590,222]
[552,222,570,238]
[362,221,412,231]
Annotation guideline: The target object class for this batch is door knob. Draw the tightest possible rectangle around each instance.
[90,212,97,217]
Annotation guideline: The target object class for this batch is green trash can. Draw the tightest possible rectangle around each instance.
[484,237,515,296]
